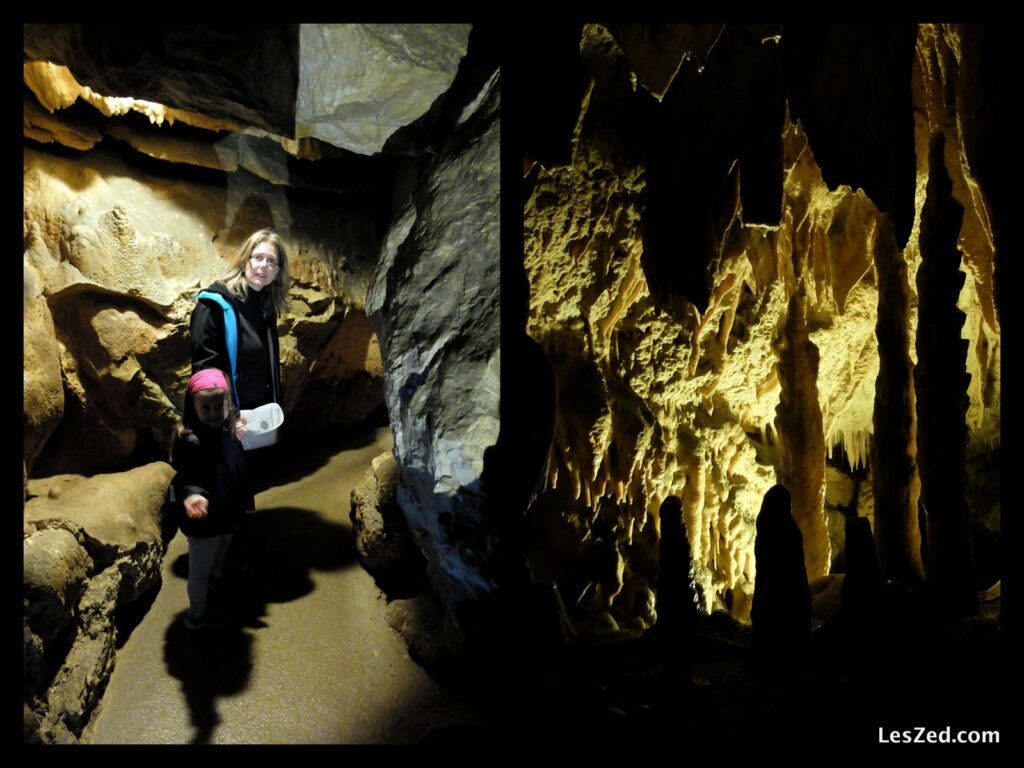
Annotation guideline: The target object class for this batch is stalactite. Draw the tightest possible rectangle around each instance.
[870,214,925,585]
[773,283,830,582]
[915,132,978,619]
[523,25,997,636]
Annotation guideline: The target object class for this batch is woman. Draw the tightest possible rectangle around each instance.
[191,229,289,412]
[189,228,289,569]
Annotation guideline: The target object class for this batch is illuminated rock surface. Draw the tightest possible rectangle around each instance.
[522,23,999,636]
[296,24,470,155]
[23,462,174,742]
[350,450,424,590]
[23,143,382,476]
[367,69,500,644]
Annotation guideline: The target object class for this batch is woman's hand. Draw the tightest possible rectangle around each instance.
[235,413,247,440]
[184,494,209,520]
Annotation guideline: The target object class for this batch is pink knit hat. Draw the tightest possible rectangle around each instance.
[187,368,229,394]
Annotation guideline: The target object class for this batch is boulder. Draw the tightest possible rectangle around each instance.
[350,451,423,592]
[23,528,93,648]
[25,462,175,601]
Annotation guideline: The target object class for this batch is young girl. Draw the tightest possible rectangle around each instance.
[172,368,254,630]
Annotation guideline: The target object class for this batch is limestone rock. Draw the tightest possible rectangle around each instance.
[23,281,64,475]
[783,25,918,248]
[824,466,856,510]
[23,60,84,112]
[367,69,499,615]
[522,25,997,634]
[24,141,383,474]
[24,702,43,744]
[24,463,175,743]
[916,133,977,619]
[23,528,93,647]
[350,451,423,590]
[871,217,924,584]
[826,508,848,572]
[287,308,385,433]
[296,24,471,155]
[23,93,101,150]
[385,592,458,679]
[39,565,121,743]
[102,122,239,174]
[810,573,844,622]
[607,23,729,100]
[23,24,300,137]
[24,462,174,601]
[774,288,830,583]
[912,24,1000,448]
[24,622,47,699]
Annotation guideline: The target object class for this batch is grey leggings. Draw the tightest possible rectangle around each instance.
[186,533,233,619]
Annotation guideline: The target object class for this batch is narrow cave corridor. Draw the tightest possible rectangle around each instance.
[23,23,500,745]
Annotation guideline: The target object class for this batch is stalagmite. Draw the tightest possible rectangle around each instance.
[773,284,830,582]
[870,214,925,585]
[522,24,997,635]
[915,132,978,619]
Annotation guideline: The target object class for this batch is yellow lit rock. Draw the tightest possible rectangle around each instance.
[23,61,83,112]
[524,23,998,632]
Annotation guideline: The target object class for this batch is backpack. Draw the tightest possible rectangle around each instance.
[195,290,282,409]
[196,291,241,406]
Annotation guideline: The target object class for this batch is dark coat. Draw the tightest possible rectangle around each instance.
[171,424,255,538]
[191,281,281,409]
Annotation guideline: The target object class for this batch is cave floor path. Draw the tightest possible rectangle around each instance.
[82,425,474,745]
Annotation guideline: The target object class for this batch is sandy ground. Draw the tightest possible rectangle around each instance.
[82,426,483,745]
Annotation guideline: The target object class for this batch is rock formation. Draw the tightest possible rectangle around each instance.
[367,65,500,657]
[871,216,925,586]
[296,25,471,155]
[350,451,425,594]
[24,463,174,743]
[522,23,999,637]
[773,285,829,583]
[916,133,977,620]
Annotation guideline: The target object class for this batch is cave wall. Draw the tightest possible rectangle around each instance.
[23,142,381,477]
[522,23,999,633]
[367,67,500,655]
[23,24,475,479]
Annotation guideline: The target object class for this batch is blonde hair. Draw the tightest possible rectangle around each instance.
[221,228,290,315]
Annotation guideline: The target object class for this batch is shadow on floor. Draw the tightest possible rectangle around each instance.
[245,420,390,493]
[163,617,255,745]
[163,505,359,743]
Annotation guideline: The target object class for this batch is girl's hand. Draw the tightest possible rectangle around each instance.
[235,414,247,440]
[184,494,209,520]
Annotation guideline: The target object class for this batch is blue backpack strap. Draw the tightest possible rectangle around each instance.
[196,291,240,406]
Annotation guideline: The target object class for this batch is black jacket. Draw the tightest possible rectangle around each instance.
[171,424,254,538]
[191,281,281,409]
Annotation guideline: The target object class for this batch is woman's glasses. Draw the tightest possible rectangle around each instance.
[250,254,280,269]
